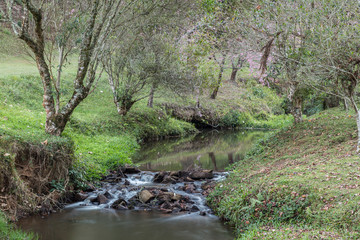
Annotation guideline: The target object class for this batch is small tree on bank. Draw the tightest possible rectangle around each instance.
[104,33,190,116]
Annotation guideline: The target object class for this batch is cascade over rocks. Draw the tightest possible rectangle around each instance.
[70,168,226,215]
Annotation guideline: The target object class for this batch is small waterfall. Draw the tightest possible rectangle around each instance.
[67,170,228,216]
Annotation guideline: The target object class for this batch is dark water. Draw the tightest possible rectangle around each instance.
[18,130,265,240]
[134,130,266,171]
[19,208,234,240]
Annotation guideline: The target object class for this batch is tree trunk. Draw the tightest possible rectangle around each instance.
[344,98,349,111]
[230,68,238,82]
[355,111,360,153]
[55,46,65,114]
[210,58,226,100]
[16,0,102,136]
[118,100,135,116]
[230,56,243,82]
[291,97,303,124]
[349,96,360,154]
[148,84,155,108]
[195,86,201,109]
[45,114,69,136]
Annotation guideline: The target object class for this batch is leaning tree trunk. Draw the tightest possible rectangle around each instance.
[210,58,226,100]
[230,56,244,82]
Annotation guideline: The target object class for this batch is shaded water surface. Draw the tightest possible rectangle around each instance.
[134,130,266,171]
[19,209,233,240]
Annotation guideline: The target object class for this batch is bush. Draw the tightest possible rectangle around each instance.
[221,110,252,128]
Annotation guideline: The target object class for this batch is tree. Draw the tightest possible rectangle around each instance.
[1,0,126,135]
[230,54,246,82]
[244,0,313,124]
[104,32,188,116]
[102,0,195,114]
[298,0,360,152]
[196,0,245,99]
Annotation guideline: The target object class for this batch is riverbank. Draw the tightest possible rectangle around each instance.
[208,108,360,239]
[0,31,288,237]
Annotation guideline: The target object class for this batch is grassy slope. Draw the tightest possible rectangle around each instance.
[0,29,288,177]
[208,108,360,239]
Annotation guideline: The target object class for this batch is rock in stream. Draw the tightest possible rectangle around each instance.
[68,168,227,215]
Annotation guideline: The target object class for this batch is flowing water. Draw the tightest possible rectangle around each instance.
[18,130,266,240]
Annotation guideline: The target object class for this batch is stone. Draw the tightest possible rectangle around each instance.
[189,170,213,180]
[199,211,206,216]
[169,171,180,177]
[160,201,173,213]
[191,205,200,212]
[102,174,122,183]
[162,175,177,184]
[111,198,128,210]
[201,181,216,191]
[91,194,109,204]
[120,166,141,174]
[170,192,182,201]
[157,192,172,203]
[84,183,96,192]
[104,191,113,199]
[153,172,167,183]
[183,176,194,182]
[172,208,181,213]
[183,183,196,193]
[73,192,88,202]
[139,190,155,203]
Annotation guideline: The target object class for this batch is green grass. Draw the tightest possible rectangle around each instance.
[0,213,37,240]
[0,72,197,180]
[208,108,360,239]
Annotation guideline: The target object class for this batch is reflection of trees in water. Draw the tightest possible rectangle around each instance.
[209,152,218,171]
[136,130,265,160]
[228,152,234,164]
[136,130,267,171]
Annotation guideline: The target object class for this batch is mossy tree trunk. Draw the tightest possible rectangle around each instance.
[9,0,119,136]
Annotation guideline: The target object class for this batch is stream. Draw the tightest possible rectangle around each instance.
[18,130,265,240]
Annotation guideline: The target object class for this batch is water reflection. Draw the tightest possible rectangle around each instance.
[19,209,234,240]
[134,130,266,171]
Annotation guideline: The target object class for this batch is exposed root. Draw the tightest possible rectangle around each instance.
[0,136,74,220]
